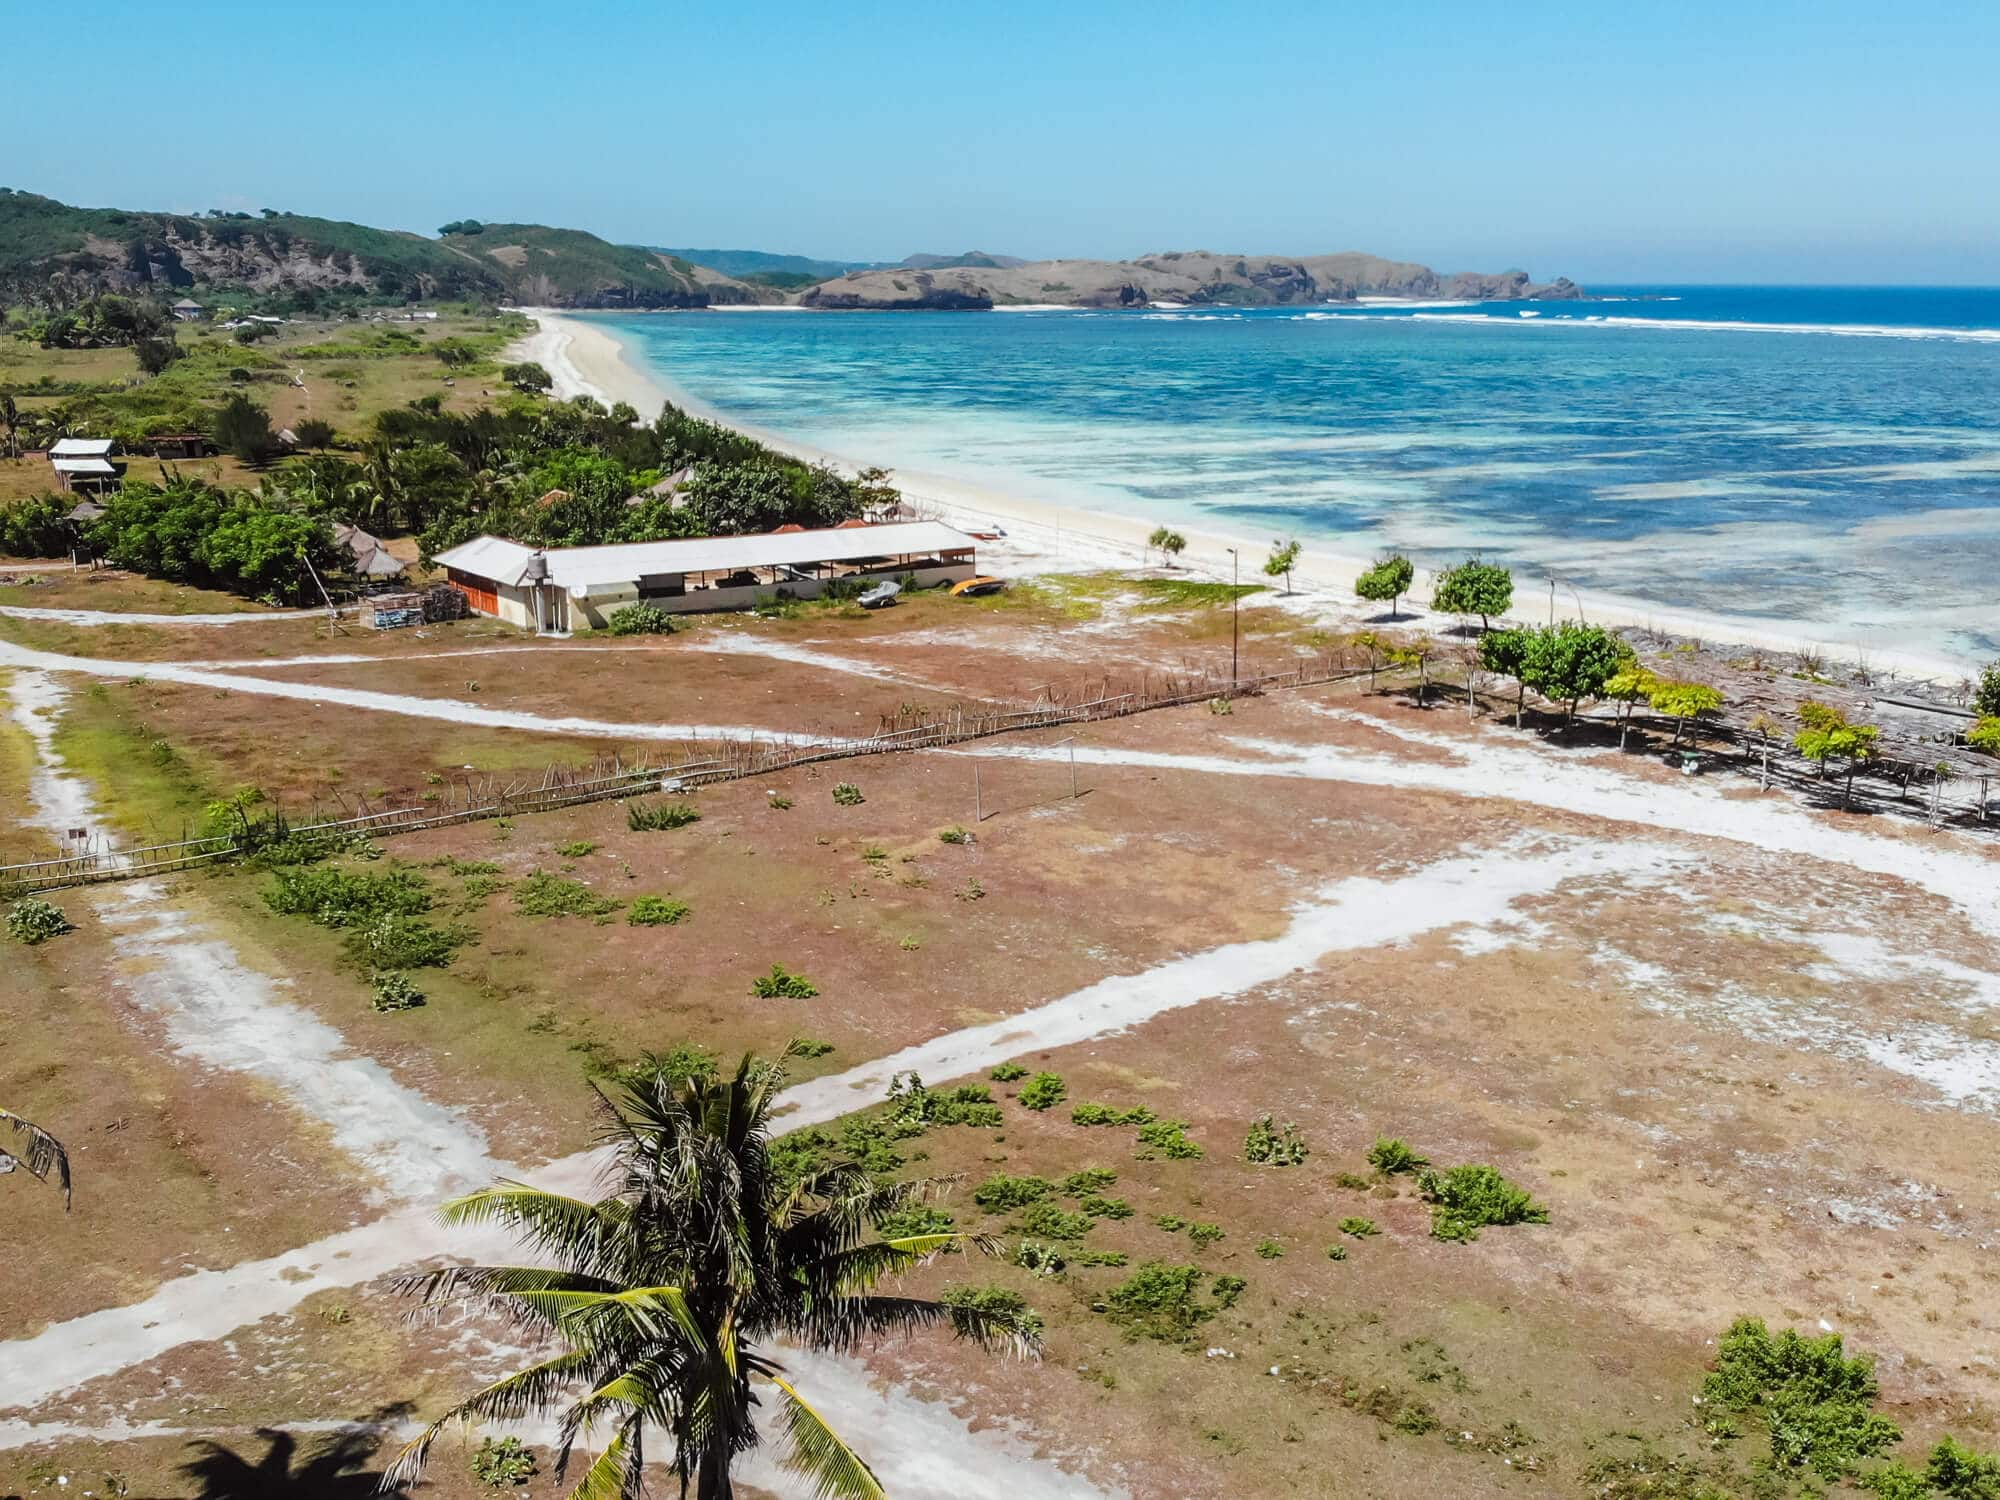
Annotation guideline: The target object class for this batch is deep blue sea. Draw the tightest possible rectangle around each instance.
[593,287,2000,665]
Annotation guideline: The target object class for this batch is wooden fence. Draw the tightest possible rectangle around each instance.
[0,654,1368,898]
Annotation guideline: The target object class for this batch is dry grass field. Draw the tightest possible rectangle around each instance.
[5,574,2000,1499]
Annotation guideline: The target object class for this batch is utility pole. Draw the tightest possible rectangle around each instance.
[1227,547,1240,688]
[974,760,983,823]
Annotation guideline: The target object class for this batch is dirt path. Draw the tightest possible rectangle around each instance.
[0,603,318,626]
[0,639,816,744]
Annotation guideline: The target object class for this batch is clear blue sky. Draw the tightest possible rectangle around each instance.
[7,0,1996,284]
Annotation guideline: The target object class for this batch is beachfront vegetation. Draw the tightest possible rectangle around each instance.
[387,1057,1038,1500]
[1430,557,1514,630]
[1263,537,1301,592]
[1794,700,1880,807]
[1970,717,2000,756]
[1147,525,1187,566]
[1975,660,2000,718]
[1354,554,1414,618]
[1521,621,1628,725]
[1417,1164,1549,1242]
[1650,678,1726,745]
[1477,627,1533,726]
[6,897,72,945]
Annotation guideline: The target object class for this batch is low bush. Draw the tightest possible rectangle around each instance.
[990,1061,1029,1082]
[1021,1202,1094,1240]
[1135,1118,1203,1160]
[627,799,700,832]
[941,1285,1043,1342]
[830,782,865,806]
[973,1173,1052,1211]
[1060,1167,1118,1194]
[557,840,596,858]
[1367,1137,1429,1174]
[787,1037,835,1058]
[1326,1244,1349,1261]
[1104,1262,1211,1343]
[605,603,675,636]
[884,1073,1002,1128]
[471,1435,536,1487]
[1256,1239,1284,1259]
[1080,1195,1133,1220]
[1338,1216,1379,1238]
[627,894,692,926]
[1017,1072,1067,1110]
[751,963,818,999]
[1417,1165,1549,1242]
[937,825,973,845]
[265,867,432,928]
[1073,1249,1130,1267]
[514,870,621,919]
[1013,1241,1066,1276]
[1244,1115,1309,1166]
[369,972,426,1012]
[1187,1222,1224,1249]
[344,914,469,970]
[611,1043,717,1091]
[1701,1317,1900,1480]
[1211,1274,1247,1308]
[6,898,72,945]
[1072,1102,1155,1127]
[1153,1214,1187,1232]
[877,1203,956,1240]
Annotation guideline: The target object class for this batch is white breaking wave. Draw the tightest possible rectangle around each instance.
[1406,311,2000,343]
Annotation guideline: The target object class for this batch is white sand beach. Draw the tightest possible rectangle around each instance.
[507,309,1974,682]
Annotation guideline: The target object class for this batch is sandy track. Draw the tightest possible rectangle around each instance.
[0,603,318,626]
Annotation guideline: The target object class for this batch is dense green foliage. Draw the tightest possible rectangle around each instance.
[1354,554,1414,615]
[1366,1137,1429,1175]
[626,799,700,831]
[89,479,339,603]
[1794,699,1881,804]
[1430,557,1514,626]
[1417,1164,1549,1242]
[1017,1072,1068,1110]
[6,898,72,945]
[1263,536,1302,590]
[0,493,71,557]
[1976,661,2000,719]
[513,870,620,918]
[941,1285,1043,1342]
[1071,1102,1155,1127]
[1521,621,1629,722]
[1701,1318,1900,1481]
[751,963,819,999]
[1242,1115,1309,1166]
[32,293,173,348]
[369,972,426,1012]
[626,894,692,926]
[605,602,675,635]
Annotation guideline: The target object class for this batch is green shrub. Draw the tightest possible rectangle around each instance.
[750,963,818,999]
[990,1061,1029,1082]
[1919,1437,2000,1497]
[877,1204,956,1240]
[884,1073,1002,1128]
[1072,1249,1130,1267]
[973,1173,1051,1211]
[1326,1244,1349,1261]
[1013,1241,1066,1276]
[1072,1102,1156,1127]
[1105,1262,1211,1342]
[1060,1167,1118,1194]
[1187,1222,1224,1249]
[605,603,675,636]
[1017,1072,1067,1110]
[369,972,425,1012]
[557,840,596,858]
[1367,1137,1429,1174]
[1080,1195,1133,1220]
[343,914,469,970]
[1210,1274,1247,1308]
[1255,1239,1284,1259]
[1021,1202,1094,1240]
[627,894,692,926]
[1135,1118,1203,1160]
[627,799,700,831]
[1153,1214,1187,1232]
[1338,1216,1378,1238]
[1701,1317,1901,1480]
[471,1435,536,1487]
[830,782,864,806]
[938,825,972,844]
[610,1043,717,1091]
[6,898,72,945]
[1243,1115,1309,1166]
[787,1037,835,1058]
[264,866,432,927]
[941,1285,1043,1341]
[514,870,621,918]
[1417,1165,1549,1242]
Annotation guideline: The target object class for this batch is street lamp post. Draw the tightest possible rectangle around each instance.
[1226,547,1240,687]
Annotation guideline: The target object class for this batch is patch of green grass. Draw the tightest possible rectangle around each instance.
[1059,1167,1118,1195]
[627,798,701,831]
[1699,1317,1901,1480]
[1072,1102,1156,1127]
[973,1173,1052,1211]
[1079,1195,1133,1220]
[1368,1137,1430,1175]
[626,894,691,926]
[941,1284,1043,1341]
[1339,1216,1379,1239]
[1103,1262,1213,1343]
[786,1037,835,1059]
[514,870,621,919]
[1135,1118,1203,1160]
[990,1061,1029,1082]
[1133,578,1267,609]
[937,825,973,844]
[556,840,596,858]
[369,972,425,1012]
[264,866,433,927]
[1255,1238,1284,1259]
[1243,1114,1309,1166]
[1020,1202,1094,1240]
[1187,1222,1224,1250]
[830,782,864,806]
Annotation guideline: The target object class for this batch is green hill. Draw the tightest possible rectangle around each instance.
[0,190,763,310]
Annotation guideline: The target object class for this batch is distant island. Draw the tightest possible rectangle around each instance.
[0,188,1582,312]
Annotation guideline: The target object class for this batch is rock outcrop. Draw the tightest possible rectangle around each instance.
[796,250,1584,310]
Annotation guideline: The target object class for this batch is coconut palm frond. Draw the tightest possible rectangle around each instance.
[763,1374,887,1500]
[436,1183,630,1264]
[565,1420,642,1500]
[381,1347,594,1488]
[0,1109,71,1208]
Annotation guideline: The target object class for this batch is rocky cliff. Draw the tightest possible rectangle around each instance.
[797,250,1583,310]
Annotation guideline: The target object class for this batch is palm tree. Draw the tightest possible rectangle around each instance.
[1,1107,71,1207]
[387,1056,1038,1499]
[1,394,19,460]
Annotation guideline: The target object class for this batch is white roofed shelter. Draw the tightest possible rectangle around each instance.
[47,437,123,494]
[435,520,980,633]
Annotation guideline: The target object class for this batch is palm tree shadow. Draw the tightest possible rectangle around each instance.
[178,1405,414,1499]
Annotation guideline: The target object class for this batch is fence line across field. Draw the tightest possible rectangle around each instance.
[4,651,1992,898]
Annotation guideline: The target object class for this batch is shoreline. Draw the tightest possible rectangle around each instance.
[505,308,1975,683]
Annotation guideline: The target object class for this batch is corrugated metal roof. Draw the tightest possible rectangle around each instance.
[50,438,115,458]
[436,521,978,595]
[51,457,118,476]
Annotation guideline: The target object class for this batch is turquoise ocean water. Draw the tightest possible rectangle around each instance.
[591,288,2000,665]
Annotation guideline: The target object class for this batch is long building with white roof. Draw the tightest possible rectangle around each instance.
[434,520,980,632]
